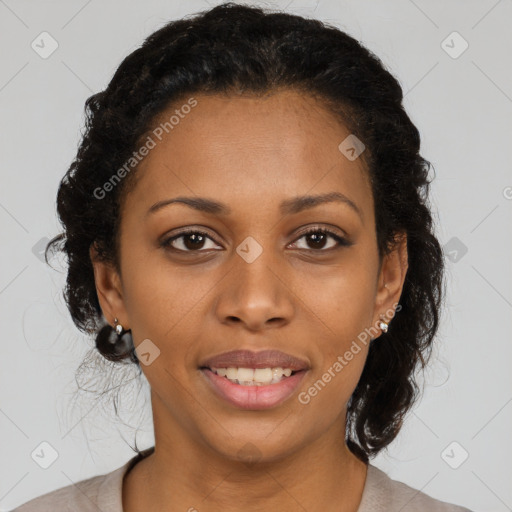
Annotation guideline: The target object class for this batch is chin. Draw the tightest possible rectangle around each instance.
[196,422,309,467]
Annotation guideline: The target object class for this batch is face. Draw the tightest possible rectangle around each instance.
[92,89,407,463]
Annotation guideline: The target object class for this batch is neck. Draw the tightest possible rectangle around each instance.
[123,397,368,512]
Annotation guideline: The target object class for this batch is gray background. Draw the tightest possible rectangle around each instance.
[1,1,511,510]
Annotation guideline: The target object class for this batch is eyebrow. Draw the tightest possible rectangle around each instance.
[146,192,363,220]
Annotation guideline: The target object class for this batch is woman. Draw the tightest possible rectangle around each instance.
[14,2,473,511]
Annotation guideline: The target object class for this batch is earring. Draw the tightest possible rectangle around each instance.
[113,317,125,336]
[95,316,134,363]
[378,318,389,333]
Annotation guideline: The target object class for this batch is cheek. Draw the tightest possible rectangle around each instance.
[297,249,376,405]
[298,276,373,418]
[119,236,213,337]
[297,347,368,431]
[313,293,372,404]
[307,255,377,342]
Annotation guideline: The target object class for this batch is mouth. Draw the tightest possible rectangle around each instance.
[204,366,301,385]
[198,350,310,410]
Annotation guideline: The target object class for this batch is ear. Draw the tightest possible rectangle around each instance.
[89,244,129,329]
[372,232,408,329]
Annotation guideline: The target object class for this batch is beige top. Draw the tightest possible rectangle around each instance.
[13,447,473,511]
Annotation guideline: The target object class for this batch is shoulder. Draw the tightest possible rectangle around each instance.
[11,458,136,512]
[358,464,474,512]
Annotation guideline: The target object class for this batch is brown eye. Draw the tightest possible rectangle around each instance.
[290,228,351,251]
[161,230,221,252]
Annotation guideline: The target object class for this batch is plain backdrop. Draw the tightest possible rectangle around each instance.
[1,1,511,511]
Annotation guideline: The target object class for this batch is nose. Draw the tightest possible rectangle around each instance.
[214,246,295,332]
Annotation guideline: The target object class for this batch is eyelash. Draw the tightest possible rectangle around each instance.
[161,227,351,253]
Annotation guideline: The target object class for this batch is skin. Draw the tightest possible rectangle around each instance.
[90,89,408,512]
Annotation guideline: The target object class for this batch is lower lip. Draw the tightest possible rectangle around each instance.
[200,368,308,410]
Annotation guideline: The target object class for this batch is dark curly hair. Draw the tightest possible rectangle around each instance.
[46,2,444,464]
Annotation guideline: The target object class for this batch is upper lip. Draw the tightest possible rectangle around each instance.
[200,350,310,371]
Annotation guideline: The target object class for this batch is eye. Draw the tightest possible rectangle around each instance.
[161,227,352,254]
[161,229,222,252]
[289,227,351,251]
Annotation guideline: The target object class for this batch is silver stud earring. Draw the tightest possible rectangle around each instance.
[378,318,389,333]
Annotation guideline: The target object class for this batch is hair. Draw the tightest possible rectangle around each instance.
[46,2,444,463]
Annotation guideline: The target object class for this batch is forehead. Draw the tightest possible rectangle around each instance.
[125,90,373,220]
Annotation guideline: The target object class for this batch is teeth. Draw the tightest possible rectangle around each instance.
[237,368,254,383]
[210,366,296,385]
[226,368,238,380]
[254,368,273,384]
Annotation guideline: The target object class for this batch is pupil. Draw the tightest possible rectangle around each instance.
[309,232,325,249]
[185,233,205,250]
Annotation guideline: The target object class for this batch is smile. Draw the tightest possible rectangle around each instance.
[200,367,308,410]
[211,366,295,385]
